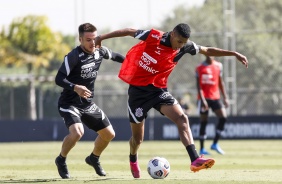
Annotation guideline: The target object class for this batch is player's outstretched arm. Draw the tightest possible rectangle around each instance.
[95,28,137,46]
[199,46,248,68]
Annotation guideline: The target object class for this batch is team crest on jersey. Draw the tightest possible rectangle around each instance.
[135,108,143,118]
[94,50,100,59]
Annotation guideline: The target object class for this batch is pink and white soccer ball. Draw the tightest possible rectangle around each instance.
[147,157,170,179]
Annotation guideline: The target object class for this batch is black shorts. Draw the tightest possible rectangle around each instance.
[58,103,111,132]
[197,99,222,115]
[128,85,177,123]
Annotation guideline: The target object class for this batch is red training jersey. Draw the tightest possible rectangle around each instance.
[118,29,178,88]
[196,60,223,100]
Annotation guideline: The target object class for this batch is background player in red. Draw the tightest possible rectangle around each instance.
[196,55,228,155]
[96,23,248,178]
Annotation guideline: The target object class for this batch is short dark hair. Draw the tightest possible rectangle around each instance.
[78,23,97,37]
[173,23,191,38]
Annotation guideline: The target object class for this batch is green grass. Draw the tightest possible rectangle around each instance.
[0,140,282,184]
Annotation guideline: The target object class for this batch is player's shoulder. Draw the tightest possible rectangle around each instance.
[134,29,150,40]
[98,46,112,55]
[67,46,81,59]
[196,61,205,69]
[213,60,223,67]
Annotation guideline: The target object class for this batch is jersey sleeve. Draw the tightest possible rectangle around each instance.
[58,50,79,76]
[100,46,112,60]
[55,50,78,90]
[100,46,125,63]
[183,41,201,55]
[134,29,150,41]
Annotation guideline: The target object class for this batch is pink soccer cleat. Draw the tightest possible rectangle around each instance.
[190,155,215,172]
[130,161,141,178]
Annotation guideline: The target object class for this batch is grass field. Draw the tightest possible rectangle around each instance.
[0,140,281,184]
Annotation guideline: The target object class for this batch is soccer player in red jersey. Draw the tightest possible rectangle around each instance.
[96,23,248,178]
[196,55,229,155]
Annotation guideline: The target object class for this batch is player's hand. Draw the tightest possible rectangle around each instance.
[235,52,248,68]
[74,85,92,99]
[95,35,102,48]
[223,98,229,108]
[200,100,209,112]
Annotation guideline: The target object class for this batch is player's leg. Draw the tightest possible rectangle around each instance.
[160,104,215,172]
[199,113,210,155]
[126,85,150,178]
[61,123,84,157]
[128,120,145,178]
[210,100,227,154]
[56,105,84,179]
[197,100,210,155]
[83,104,114,176]
[93,125,115,156]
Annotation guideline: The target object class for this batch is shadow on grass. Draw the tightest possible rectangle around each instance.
[0,178,127,183]
[0,179,58,183]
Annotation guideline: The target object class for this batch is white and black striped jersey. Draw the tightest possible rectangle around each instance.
[55,46,124,107]
[134,30,201,62]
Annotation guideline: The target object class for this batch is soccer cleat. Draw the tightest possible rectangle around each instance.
[211,143,225,155]
[55,156,70,179]
[190,155,215,172]
[85,156,106,176]
[199,148,210,155]
[130,161,141,178]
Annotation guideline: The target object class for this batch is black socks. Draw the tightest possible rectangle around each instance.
[186,144,198,162]
[90,153,100,163]
[129,154,137,162]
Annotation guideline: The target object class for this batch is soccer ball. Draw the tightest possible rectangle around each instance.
[147,157,170,179]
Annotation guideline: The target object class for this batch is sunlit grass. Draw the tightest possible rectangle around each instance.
[0,140,282,184]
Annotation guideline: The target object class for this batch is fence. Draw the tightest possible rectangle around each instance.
[0,73,281,120]
[1,0,282,120]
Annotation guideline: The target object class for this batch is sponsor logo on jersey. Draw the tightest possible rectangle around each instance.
[142,52,157,64]
[81,55,93,62]
[159,92,172,99]
[155,46,164,55]
[138,52,158,74]
[151,34,160,40]
[79,52,84,57]
[201,74,215,85]
[86,103,98,113]
[81,70,98,79]
[81,62,95,69]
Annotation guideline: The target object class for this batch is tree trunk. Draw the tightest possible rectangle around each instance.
[27,64,37,120]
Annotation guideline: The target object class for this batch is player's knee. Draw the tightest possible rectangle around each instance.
[99,127,115,142]
[70,130,84,141]
[176,114,189,130]
[107,130,115,141]
[132,136,143,145]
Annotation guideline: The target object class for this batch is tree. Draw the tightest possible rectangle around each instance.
[159,0,282,115]
[1,15,71,120]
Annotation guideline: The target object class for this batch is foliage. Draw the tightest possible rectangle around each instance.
[0,15,71,73]
[157,0,282,99]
